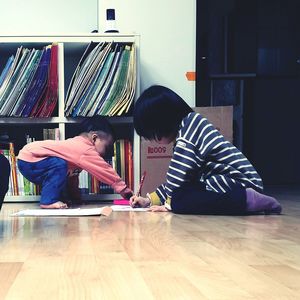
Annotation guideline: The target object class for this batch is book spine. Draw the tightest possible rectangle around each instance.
[9,143,19,196]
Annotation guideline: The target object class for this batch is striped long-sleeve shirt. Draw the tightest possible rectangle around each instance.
[151,112,263,206]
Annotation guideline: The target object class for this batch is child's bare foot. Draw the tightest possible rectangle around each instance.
[40,201,68,209]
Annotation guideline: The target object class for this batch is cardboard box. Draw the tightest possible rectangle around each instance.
[140,106,233,195]
[140,140,173,196]
[193,106,233,143]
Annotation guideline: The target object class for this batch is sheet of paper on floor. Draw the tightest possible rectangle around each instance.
[111,205,149,212]
[11,207,108,217]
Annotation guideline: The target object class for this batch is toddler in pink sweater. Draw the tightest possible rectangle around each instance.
[18,116,133,208]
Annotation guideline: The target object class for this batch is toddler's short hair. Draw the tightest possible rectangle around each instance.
[79,116,115,141]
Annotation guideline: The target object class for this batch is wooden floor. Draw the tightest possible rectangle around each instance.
[0,188,300,300]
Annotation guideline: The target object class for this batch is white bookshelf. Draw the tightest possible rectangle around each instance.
[1,34,140,203]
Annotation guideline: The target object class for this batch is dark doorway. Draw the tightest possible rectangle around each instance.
[196,0,300,186]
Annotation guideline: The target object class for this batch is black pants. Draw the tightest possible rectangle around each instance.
[0,154,10,210]
[171,182,247,215]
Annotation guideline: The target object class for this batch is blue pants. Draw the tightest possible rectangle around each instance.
[18,157,68,205]
[171,182,247,215]
[0,154,10,210]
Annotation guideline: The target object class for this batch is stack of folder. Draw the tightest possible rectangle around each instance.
[0,44,58,117]
[65,42,136,117]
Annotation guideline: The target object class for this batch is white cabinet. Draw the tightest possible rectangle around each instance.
[0,34,140,202]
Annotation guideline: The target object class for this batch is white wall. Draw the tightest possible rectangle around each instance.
[99,0,196,106]
[0,0,196,106]
[0,0,98,34]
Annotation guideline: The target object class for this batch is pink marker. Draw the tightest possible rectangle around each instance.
[113,199,130,205]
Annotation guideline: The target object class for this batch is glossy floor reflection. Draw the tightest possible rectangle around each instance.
[0,188,299,299]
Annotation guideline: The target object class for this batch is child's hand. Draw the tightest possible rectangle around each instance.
[149,205,168,212]
[120,187,133,200]
[130,195,151,208]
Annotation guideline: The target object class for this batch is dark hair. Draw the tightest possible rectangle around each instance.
[79,116,115,141]
[133,85,193,140]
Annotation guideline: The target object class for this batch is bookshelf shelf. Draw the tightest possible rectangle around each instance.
[5,193,120,203]
[1,34,140,203]
[0,116,133,124]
